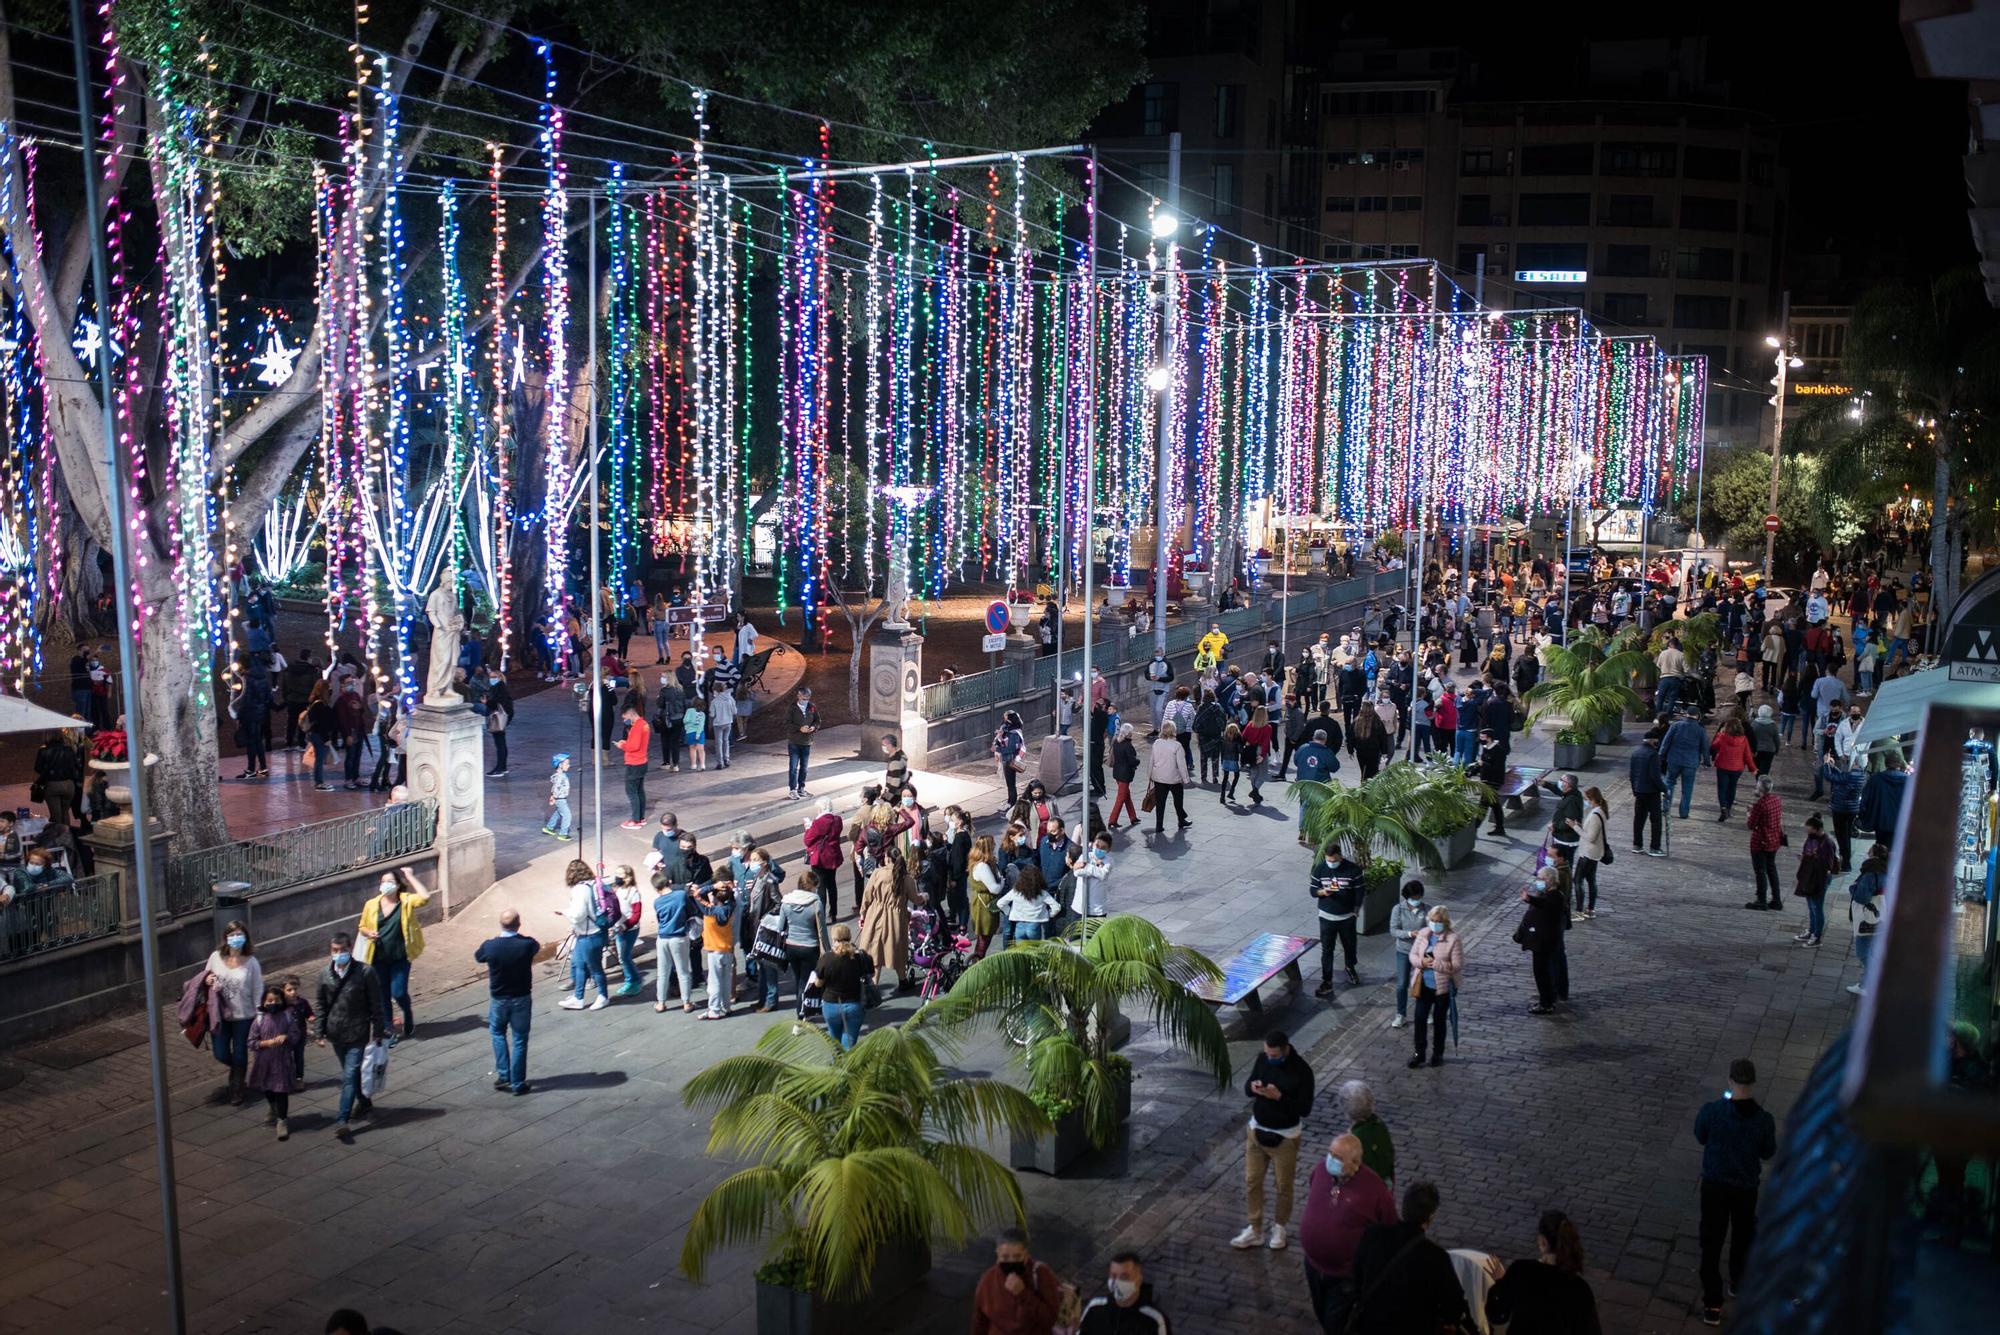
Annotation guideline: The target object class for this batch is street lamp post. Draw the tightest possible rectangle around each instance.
[1761,331,1804,584]
[1149,132,1181,657]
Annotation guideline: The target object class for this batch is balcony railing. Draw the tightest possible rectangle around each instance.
[163,799,440,917]
[0,872,122,963]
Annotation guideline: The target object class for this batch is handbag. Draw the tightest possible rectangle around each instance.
[796,980,824,1018]
[487,709,507,734]
[751,912,788,962]
[28,780,44,804]
[1602,844,1615,866]
[1140,784,1158,813]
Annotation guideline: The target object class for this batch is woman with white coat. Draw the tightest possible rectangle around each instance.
[1573,787,1611,920]
[1148,721,1193,833]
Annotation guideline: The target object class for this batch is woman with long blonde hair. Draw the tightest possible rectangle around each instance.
[967,834,1002,957]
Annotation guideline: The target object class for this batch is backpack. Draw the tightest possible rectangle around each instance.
[592,882,620,930]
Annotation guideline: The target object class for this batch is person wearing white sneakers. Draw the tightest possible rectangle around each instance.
[1232,1029,1315,1253]
[1387,882,1428,1030]
[557,860,613,1011]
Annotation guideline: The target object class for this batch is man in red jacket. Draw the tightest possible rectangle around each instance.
[617,705,652,829]
[1298,1132,1397,1333]
[970,1228,1063,1335]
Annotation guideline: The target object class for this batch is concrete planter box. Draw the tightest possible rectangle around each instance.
[1592,720,1622,746]
[1553,739,1597,770]
[753,1241,933,1335]
[1360,874,1400,935]
[1009,1074,1131,1175]
[1428,818,1480,869]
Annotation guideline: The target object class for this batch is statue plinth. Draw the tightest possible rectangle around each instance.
[402,701,492,916]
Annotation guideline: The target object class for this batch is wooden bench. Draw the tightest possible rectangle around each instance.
[1167,931,1314,1014]
[1495,766,1551,817]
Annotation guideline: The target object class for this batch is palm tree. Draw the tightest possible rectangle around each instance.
[911,915,1230,1149]
[1525,625,1656,737]
[1650,610,1722,658]
[1288,758,1483,870]
[679,1023,1046,1303]
[1797,269,2000,625]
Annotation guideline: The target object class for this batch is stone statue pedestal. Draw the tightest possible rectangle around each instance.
[402,702,492,916]
[83,812,173,928]
[867,630,928,763]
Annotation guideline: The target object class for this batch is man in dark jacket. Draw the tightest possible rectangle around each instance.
[1859,752,1910,850]
[1693,1058,1779,1325]
[1661,710,1708,818]
[1347,1182,1475,1335]
[1235,1030,1317,1250]
[282,649,318,748]
[1336,661,1368,745]
[1310,850,1364,995]
[1476,730,1509,836]
[1628,732,1667,855]
[315,931,387,1137]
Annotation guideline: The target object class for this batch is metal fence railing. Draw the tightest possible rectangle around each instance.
[164,799,440,918]
[919,667,1010,722]
[0,872,122,963]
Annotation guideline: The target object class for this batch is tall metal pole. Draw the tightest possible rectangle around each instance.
[1079,150,1099,828]
[65,6,184,1329]
[1149,131,1182,657]
[1460,255,1483,599]
[1762,294,1792,586]
[1407,500,1427,762]
[588,207,605,867]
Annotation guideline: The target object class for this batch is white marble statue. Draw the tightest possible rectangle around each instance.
[424,563,465,705]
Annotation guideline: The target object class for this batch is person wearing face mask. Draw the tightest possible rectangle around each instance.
[244,984,300,1140]
[354,867,429,1045]
[1298,1133,1397,1332]
[1077,1251,1170,1334]
[1826,752,1866,871]
[1309,845,1365,996]
[1406,906,1462,1068]
[606,865,646,997]
[970,1227,1063,1335]
[315,931,387,1138]
[1387,881,1429,1030]
[765,869,828,1012]
[1516,867,1569,1015]
[1233,1030,1317,1251]
[857,843,918,991]
[1064,833,1115,920]
[203,919,265,1105]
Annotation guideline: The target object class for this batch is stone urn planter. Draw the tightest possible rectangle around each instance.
[1009,1075,1131,1176]
[1008,602,1038,632]
[88,753,157,812]
[1552,737,1597,770]
[1183,569,1209,596]
[753,1242,934,1335]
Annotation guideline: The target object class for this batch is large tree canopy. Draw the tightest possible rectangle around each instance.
[0,0,1144,848]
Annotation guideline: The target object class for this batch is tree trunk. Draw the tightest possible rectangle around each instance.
[848,627,865,718]
[137,603,229,851]
[1931,448,1951,616]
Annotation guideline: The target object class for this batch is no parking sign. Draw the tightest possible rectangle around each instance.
[984,601,1010,635]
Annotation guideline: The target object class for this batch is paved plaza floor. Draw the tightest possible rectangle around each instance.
[0,659,1880,1334]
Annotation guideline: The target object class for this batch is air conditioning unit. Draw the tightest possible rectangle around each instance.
[1494,242,1509,254]
[1490,213,1509,226]
[1394,161,1410,171]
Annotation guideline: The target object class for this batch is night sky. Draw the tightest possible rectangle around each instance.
[1316,1,1976,296]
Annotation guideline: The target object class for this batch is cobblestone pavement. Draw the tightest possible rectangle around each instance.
[0,655,1879,1335]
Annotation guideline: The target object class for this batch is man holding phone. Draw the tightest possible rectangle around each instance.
[1232,1030,1316,1252]
[1693,1058,1778,1326]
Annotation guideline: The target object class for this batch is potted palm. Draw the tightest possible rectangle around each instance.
[679,1024,1046,1335]
[1525,627,1655,756]
[1291,760,1478,930]
[1407,760,1494,869]
[913,915,1230,1175]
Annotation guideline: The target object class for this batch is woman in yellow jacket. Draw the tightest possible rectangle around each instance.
[356,866,430,1045]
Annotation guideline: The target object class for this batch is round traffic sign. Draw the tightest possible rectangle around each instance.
[1763,513,1781,534]
[984,600,1011,635]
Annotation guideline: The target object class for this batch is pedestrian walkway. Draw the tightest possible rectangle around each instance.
[0,649,1885,1334]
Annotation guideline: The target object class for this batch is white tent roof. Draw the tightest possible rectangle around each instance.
[1852,666,2000,750]
[0,694,86,735]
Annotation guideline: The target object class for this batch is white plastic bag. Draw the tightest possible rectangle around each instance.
[359,1039,389,1097]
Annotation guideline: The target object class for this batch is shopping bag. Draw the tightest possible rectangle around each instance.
[360,1039,389,1097]
[751,912,789,962]
[797,981,825,1019]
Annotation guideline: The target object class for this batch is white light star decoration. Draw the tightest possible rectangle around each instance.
[71,317,123,365]
[250,327,300,386]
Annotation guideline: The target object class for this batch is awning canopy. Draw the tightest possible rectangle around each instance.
[0,694,86,736]
[1852,666,2000,750]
